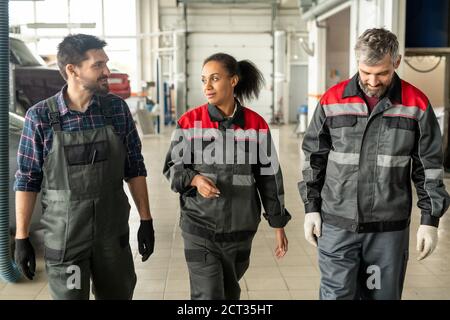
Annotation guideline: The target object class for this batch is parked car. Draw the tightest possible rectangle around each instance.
[107,69,131,99]
[9,37,131,116]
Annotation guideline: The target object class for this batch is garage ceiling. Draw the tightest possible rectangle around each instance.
[178,0,277,4]
[177,0,299,9]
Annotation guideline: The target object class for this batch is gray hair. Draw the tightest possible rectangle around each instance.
[354,28,399,66]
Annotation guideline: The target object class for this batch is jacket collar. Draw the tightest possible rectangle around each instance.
[343,72,402,104]
[207,98,245,128]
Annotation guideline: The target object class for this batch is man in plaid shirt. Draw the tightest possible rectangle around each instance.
[14,34,155,299]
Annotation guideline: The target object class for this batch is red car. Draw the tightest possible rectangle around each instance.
[107,71,131,100]
[10,37,131,114]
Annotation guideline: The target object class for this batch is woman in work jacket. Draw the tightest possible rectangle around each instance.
[163,52,291,300]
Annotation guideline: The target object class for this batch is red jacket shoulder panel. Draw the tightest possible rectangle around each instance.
[400,80,429,111]
[320,79,364,105]
[177,104,217,129]
[242,106,269,131]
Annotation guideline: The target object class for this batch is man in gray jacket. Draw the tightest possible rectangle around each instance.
[298,28,450,300]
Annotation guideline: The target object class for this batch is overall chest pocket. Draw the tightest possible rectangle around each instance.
[64,141,110,193]
[64,140,108,165]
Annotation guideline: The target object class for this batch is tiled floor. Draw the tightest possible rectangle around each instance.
[1,124,449,300]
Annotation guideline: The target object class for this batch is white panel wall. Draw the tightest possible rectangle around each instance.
[158,3,308,123]
[160,6,273,32]
[187,32,273,122]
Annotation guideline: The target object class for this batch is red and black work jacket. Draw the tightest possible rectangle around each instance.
[299,73,449,233]
[164,99,291,241]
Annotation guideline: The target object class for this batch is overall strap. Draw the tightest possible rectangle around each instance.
[45,96,61,132]
[99,95,113,126]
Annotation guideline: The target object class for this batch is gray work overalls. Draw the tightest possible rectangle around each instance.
[40,96,136,299]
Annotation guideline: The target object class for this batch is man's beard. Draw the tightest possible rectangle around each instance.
[358,78,387,98]
[81,77,109,95]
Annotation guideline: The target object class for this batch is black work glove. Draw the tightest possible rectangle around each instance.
[14,238,36,280]
[137,219,155,262]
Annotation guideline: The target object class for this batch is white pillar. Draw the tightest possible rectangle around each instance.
[381,0,406,76]
[173,30,186,119]
[138,0,160,87]
[349,0,359,76]
[307,20,326,121]
[274,30,288,124]
[135,0,142,94]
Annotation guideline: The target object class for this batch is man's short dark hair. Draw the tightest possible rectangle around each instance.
[57,34,107,80]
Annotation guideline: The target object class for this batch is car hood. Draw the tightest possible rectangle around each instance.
[15,66,66,108]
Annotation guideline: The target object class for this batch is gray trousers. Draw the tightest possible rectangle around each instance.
[182,232,252,300]
[318,223,409,300]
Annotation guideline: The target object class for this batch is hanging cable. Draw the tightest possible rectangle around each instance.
[404,56,442,73]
